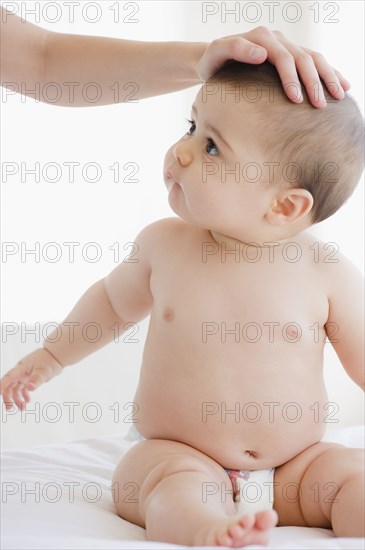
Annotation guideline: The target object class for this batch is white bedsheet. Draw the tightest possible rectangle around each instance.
[1,426,364,550]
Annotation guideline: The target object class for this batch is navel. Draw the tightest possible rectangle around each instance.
[245,450,258,458]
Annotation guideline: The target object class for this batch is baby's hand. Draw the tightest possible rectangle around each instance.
[0,348,63,411]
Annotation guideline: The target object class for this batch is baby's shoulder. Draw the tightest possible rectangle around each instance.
[301,231,362,290]
[298,232,342,266]
[139,216,199,238]
[136,217,205,255]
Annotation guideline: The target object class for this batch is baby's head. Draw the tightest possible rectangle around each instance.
[164,61,364,244]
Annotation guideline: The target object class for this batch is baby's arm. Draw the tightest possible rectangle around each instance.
[0,225,154,410]
[325,253,364,390]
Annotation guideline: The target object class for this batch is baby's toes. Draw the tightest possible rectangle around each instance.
[227,521,246,540]
[216,529,234,547]
[254,509,278,530]
[217,515,257,547]
[238,514,255,530]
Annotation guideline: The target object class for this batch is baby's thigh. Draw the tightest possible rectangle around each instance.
[112,438,231,527]
[273,442,364,528]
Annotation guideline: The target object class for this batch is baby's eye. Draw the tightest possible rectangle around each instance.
[186,120,220,156]
[206,138,219,156]
[186,119,196,135]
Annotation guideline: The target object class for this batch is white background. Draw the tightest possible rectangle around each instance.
[1,1,364,447]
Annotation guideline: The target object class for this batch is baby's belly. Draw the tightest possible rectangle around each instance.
[133,353,328,470]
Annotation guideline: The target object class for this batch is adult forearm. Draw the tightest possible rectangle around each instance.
[43,33,207,106]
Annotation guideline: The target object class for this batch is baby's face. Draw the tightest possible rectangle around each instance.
[164,82,280,244]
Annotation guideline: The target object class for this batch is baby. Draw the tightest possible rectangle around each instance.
[1,61,364,547]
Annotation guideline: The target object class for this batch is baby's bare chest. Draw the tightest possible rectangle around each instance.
[150,251,329,347]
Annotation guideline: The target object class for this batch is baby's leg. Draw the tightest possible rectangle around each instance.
[274,442,364,537]
[112,438,277,547]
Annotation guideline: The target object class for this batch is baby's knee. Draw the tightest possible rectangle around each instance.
[311,445,365,486]
[111,440,162,523]
[112,438,220,524]
[325,446,364,468]
[137,440,221,496]
[339,447,365,477]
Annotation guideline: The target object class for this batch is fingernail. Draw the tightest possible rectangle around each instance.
[317,99,327,108]
[249,46,265,60]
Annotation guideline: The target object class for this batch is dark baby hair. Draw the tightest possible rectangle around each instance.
[210,61,364,224]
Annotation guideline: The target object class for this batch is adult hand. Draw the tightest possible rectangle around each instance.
[198,26,350,108]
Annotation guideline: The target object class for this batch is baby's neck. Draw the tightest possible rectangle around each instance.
[209,230,304,249]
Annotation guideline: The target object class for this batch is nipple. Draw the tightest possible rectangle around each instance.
[163,307,175,322]
[285,325,299,340]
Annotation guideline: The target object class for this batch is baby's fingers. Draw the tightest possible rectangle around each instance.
[0,362,29,395]
[2,382,29,412]
[21,385,31,404]
[2,382,20,411]
[25,372,47,391]
[1,368,25,410]
[1,349,63,410]
[1,361,43,410]
[11,382,28,411]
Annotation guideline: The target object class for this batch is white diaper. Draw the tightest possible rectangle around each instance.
[230,468,275,515]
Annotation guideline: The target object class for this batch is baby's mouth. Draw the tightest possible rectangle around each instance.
[165,171,179,191]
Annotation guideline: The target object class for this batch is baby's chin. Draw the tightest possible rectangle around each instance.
[166,191,201,228]
[167,182,184,215]
[166,186,232,233]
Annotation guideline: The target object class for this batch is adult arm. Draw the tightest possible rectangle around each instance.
[1,7,349,107]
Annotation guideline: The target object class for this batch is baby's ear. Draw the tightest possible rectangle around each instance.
[265,188,314,226]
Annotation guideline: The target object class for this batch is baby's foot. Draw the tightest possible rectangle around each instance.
[196,510,278,547]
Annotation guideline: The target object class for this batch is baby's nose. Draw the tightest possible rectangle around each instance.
[173,142,193,167]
